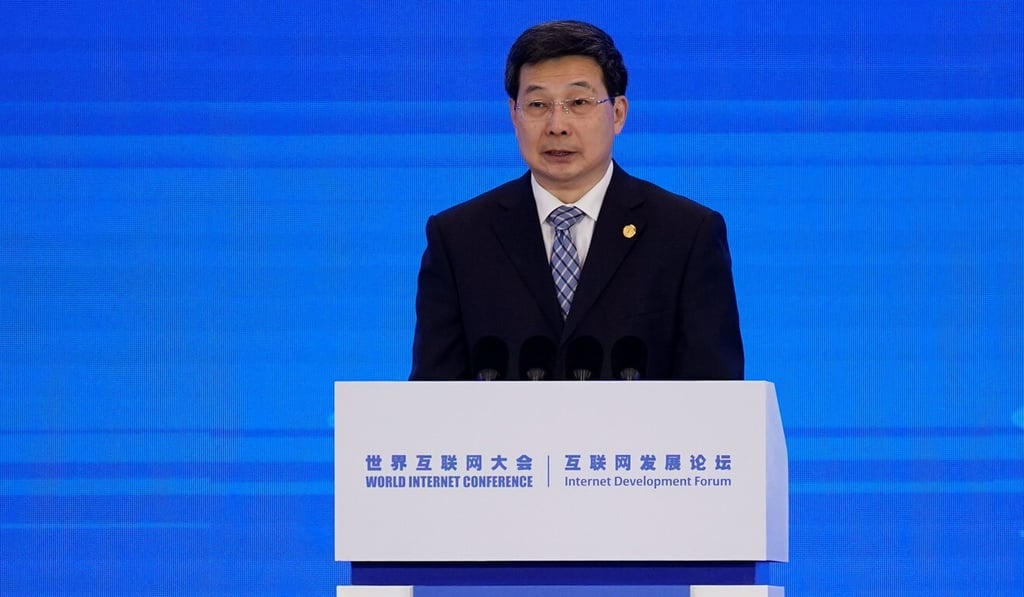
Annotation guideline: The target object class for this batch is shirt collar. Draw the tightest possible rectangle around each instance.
[532,161,615,223]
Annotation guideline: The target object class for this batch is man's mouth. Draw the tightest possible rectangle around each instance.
[544,150,574,157]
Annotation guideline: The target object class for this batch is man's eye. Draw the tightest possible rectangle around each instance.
[527,101,549,109]
[572,98,593,107]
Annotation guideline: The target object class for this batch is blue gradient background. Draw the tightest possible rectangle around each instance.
[1,1,1022,595]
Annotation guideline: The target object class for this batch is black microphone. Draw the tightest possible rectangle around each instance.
[611,336,647,381]
[519,336,556,381]
[471,336,508,381]
[565,336,603,381]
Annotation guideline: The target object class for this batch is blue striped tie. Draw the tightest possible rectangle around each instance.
[548,205,586,319]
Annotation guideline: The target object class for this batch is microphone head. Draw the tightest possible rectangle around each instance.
[611,336,648,381]
[565,336,603,381]
[471,336,508,381]
[519,336,556,381]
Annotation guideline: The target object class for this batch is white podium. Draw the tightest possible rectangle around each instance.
[335,381,787,596]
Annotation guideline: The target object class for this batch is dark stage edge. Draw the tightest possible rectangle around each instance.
[351,561,775,586]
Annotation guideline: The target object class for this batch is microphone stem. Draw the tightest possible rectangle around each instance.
[619,367,640,381]
[476,368,499,381]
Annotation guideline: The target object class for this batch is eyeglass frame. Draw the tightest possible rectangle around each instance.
[513,95,618,120]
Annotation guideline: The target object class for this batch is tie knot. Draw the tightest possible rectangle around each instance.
[548,205,585,231]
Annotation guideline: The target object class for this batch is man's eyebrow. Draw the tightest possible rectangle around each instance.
[521,80,597,96]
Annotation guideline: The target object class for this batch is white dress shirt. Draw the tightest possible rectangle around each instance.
[532,161,614,268]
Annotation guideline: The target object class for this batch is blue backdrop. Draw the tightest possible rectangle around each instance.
[1,1,1022,595]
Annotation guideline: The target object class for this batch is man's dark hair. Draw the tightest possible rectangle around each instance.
[504,20,628,100]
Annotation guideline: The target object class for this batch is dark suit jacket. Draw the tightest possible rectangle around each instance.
[410,163,743,380]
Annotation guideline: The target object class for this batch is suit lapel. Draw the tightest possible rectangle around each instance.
[491,173,564,334]
[562,166,645,340]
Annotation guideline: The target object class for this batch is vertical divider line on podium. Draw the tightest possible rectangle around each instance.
[334,380,788,589]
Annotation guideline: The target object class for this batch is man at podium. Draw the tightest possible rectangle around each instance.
[411,20,743,382]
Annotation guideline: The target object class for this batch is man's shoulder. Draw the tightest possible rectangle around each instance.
[432,172,531,224]
[614,167,721,220]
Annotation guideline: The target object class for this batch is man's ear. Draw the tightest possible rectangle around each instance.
[613,95,629,134]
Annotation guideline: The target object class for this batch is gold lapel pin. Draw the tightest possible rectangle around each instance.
[622,224,637,239]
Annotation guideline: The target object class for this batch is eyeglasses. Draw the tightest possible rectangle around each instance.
[515,96,616,120]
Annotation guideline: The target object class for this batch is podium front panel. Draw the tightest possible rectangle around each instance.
[335,381,787,563]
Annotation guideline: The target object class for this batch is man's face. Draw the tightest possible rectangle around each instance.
[509,55,628,203]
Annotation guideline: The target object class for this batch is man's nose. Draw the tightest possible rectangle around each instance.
[545,105,571,135]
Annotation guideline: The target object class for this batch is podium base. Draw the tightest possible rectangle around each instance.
[691,587,784,597]
[337,586,784,596]
[350,561,773,586]
[337,588,413,597]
